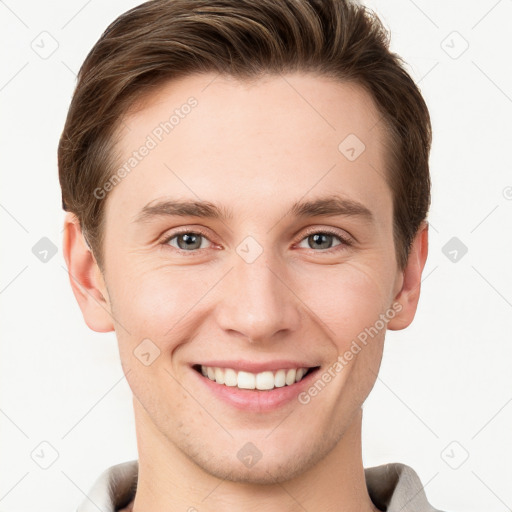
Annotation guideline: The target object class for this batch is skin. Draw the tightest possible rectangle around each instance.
[63,72,428,512]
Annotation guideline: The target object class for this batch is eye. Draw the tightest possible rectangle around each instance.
[296,229,352,252]
[162,230,213,252]
[161,227,352,254]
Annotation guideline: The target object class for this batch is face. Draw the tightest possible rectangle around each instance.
[74,72,423,483]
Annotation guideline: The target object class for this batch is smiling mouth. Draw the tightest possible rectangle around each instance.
[192,364,321,391]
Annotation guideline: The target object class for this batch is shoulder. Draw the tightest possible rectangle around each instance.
[76,460,138,512]
[365,462,447,512]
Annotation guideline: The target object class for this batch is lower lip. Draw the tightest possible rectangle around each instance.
[192,367,320,412]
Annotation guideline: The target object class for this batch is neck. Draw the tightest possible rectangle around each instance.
[130,399,377,512]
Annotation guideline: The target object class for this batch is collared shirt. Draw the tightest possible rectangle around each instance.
[76,459,445,512]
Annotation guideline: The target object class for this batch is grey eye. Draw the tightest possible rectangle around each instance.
[167,232,209,251]
[298,233,342,250]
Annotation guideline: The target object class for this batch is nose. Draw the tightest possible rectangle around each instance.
[214,251,302,345]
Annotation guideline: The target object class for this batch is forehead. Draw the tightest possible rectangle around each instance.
[108,72,391,224]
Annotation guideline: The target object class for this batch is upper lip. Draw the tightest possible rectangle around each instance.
[192,360,320,373]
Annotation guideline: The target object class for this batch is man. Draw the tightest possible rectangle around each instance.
[59,0,442,510]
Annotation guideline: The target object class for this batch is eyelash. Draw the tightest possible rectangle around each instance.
[160,227,353,255]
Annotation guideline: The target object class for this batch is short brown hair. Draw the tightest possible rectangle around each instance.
[58,0,431,270]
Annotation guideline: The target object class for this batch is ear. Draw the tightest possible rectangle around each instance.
[62,212,114,333]
[387,221,429,331]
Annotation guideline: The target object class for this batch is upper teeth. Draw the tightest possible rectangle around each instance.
[200,365,309,390]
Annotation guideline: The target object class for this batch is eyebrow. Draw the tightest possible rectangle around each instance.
[133,195,374,224]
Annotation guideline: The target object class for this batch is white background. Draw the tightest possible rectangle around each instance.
[1,1,511,511]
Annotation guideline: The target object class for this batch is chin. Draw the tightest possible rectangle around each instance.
[184,434,335,485]
[199,457,310,485]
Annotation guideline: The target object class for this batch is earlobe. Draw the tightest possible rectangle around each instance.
[387,221,429,331]
[62,213,114,333]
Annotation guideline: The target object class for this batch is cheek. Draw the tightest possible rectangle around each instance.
[302,261,392,347]
[108,262,215,350]
[107,246,395,361]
